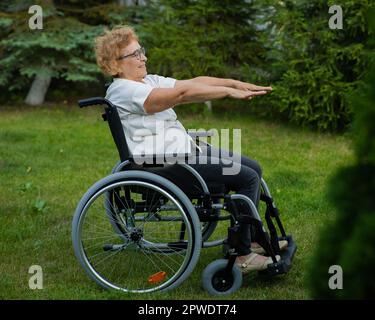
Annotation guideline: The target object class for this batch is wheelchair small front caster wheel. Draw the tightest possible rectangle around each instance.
[202,259,242,295]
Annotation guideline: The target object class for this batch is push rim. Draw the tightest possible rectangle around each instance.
[76,180,196,293]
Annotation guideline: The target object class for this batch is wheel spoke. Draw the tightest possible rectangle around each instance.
[73,178,200,293]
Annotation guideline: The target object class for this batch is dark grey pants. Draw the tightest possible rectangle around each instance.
[141,144,262,256]
[188,144,262,255]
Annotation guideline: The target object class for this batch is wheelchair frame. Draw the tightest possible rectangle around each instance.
[72,97,297,295]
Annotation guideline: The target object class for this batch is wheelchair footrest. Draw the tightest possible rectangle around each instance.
[259,235,297,276]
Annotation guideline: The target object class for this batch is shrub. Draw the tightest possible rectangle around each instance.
[308,9,375,298]
[264,0,374,131]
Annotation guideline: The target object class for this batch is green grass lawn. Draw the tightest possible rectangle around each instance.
[0,104,354,299]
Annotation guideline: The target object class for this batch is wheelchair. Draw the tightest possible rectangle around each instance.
[72,97,297,295]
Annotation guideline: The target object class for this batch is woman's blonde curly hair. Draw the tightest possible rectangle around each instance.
[94,25,139,76]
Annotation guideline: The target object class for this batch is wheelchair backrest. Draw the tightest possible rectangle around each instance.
[77,97,131,162]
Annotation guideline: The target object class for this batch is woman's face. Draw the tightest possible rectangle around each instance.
[116,40,147,81]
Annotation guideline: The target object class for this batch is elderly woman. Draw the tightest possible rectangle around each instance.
[94,26,286,273]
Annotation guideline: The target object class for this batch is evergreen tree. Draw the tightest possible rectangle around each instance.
[0,0,107,105]
[0,0,152,105]
[308,9,375,298]
[262,0,374,131]
[140,0,266,82]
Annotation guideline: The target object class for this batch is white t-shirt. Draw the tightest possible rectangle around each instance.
[105,74,196,158]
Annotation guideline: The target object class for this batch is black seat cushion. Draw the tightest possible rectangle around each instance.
[126,163,226,197]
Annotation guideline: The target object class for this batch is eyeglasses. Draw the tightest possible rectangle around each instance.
[117,47,146,60]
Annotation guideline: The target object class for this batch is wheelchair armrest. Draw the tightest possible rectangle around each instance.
[131,153,191,165]
[78,97,112,108]
[187,130,215,138]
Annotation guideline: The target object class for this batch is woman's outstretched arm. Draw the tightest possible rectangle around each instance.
[176,76,272,92]
[143,81,268,114]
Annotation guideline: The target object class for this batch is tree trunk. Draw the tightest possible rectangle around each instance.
[24,72,52,106]
[118,0,147,6]
[205,100,212,112]
[118,0,134,5]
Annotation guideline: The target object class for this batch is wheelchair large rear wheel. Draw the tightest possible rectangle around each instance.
[72,171,202,293]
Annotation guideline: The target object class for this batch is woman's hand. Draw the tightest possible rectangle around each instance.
[233,80,272,92]
[226,87,268,100]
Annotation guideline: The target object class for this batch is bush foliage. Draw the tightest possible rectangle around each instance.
[261,0,374,131]
[308,9,375,298]
[140,0,266,83]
